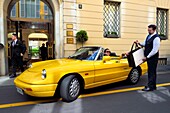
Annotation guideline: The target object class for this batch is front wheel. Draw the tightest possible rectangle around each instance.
[127,68,140,84]
[60,75,81,102]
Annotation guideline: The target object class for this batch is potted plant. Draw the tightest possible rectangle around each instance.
[159,34,167,40]
[106,31,119,38]
[76,30,88,47]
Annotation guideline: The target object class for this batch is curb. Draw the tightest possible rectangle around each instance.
[157,71,170,75]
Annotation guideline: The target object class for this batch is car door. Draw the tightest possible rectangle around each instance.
[94,58,131,83]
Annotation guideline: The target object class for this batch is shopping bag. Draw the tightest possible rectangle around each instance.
[127,43,145,67]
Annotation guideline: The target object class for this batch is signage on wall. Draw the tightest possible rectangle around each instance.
[66,24,73,29]
[67,38,74,44]
[67,31,73,36]
[66,24,74,44]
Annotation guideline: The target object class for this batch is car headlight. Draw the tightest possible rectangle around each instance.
[41,69,46,80]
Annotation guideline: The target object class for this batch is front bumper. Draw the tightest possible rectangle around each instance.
[14,78,58,97]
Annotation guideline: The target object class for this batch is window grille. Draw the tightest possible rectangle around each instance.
[104,1,120,38]
[156,8,168,40]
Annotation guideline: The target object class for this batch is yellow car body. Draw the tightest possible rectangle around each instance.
[14,46,147,102]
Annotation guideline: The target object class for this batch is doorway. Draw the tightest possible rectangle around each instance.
[6,0,57,73]
[0,0,61,75]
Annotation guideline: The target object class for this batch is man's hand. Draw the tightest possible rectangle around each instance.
[134,40,140,44]
[142,57,147,62]
[125,52,129,56]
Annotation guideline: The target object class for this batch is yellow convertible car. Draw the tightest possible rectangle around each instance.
[14,46,147,102]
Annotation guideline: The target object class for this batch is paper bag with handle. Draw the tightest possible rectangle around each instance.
[127,42,145,67]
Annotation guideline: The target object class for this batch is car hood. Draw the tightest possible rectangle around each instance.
[16,59,93,84]
[27,59,80,72]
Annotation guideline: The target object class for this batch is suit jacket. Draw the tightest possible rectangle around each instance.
[40,46,47,57]
[11,40,24,58]
[22,44,27,55]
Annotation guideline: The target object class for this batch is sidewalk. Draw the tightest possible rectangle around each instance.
[0,72,21,86]
[0,76,14,86]
[0,65,170,87]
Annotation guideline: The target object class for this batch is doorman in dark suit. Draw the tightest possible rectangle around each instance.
[10,34,25,78]
[40,43,47,61]
[135,24,161,91]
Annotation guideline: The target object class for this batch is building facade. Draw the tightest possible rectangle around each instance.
[0,0,170,75]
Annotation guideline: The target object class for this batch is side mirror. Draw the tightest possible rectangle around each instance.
[102,56,111,63]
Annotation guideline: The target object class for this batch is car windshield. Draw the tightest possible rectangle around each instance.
[69,47,100,60]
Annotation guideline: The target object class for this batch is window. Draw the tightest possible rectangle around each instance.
[104,1,120,38]
[24,0,36,18]
[20,0,40,18]
[156,8,168,40]
[20,0,25,17]
[25,0,31,18]
[10,0,52,19]
[36,0,40,18]
[11,4,16,17]
[44,4,48,19]
[44,4,52,19]
[31,0,36,18]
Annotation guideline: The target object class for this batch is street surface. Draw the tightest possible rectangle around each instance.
[0,65,170,113]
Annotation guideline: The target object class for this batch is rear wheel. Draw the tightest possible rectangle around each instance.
[60,75,81,102]
[127,68,141,84]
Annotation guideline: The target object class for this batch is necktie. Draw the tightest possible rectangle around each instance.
[147,35,151,41]
[12,41,15,47]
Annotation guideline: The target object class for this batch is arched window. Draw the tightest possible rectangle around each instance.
[10,0,52,19]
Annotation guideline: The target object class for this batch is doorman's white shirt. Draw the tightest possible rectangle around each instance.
[140,31,160,58]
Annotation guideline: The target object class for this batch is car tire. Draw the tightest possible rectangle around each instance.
[60,75,81,102]
[127,68,141,85]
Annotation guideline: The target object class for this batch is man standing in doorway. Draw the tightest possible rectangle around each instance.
[40,43,47,61]
[135,24,161,91]
[10,34,24,78]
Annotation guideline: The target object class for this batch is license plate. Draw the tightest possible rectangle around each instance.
[16,87,24,95]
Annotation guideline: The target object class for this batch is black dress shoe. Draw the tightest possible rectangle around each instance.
[9,74,16,78]
[142,87,154,91]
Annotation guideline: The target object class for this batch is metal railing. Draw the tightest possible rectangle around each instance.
[158,58,167,65]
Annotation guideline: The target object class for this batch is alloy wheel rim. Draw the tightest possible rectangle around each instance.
[69,78,80,98]
[130,69,139,83]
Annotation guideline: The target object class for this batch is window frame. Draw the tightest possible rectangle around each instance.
[103,1,121,38]
[156,8,169,40]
